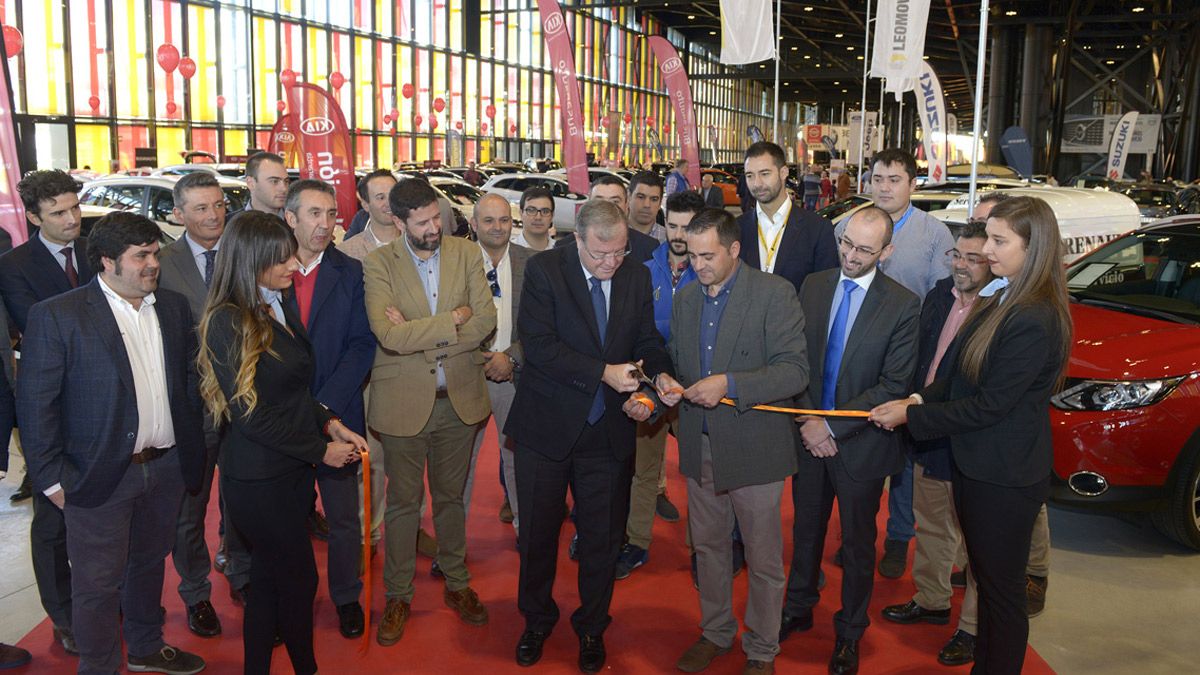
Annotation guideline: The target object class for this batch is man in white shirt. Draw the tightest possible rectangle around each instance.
[18,212,207,675]
[512,186,555,251]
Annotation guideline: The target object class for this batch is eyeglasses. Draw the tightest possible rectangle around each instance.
[837,236,881,257]
[581,242,632,262]
[522,206,553,217]
[486,268,501,297]
[945,249,987,266]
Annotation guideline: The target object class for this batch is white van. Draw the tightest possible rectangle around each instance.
[929,186,1141,262]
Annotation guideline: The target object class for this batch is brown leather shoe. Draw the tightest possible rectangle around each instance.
[676,636,731,672]
[376,598,411,646]
[417,528,438,558]
[742,658,775,674]
[444,587,488,626]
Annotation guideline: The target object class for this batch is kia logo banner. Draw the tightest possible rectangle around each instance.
[648,36,701,188]
[299,116,335,136]
[283,83,357,231]
[537,0,588,196]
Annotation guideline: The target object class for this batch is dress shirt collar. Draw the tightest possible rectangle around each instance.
[702,260,741,298]
[295,249,325,277]
[183,232,218,259]
[259,285,282,306]
[479,242,510,271]
[98,274,156,309]
[837,266,877,294]
[755,197,791,227]
[38,231,74,257]
[403,234,440,265]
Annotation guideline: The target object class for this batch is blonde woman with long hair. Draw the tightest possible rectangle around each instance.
[870,196,1072,674]
[196,212,366,675]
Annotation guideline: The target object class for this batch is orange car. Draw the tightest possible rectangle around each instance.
[700,168,739,206]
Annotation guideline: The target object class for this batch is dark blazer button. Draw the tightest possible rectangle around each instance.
[127,432,135,439]
[430,369,436,374]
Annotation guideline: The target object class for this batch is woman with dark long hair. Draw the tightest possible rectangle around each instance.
[196,212,366,674]
[869,196,1072,674]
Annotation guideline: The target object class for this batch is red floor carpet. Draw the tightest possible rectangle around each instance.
[17,422,1054,673]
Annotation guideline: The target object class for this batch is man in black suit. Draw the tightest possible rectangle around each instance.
[0,307,32,670]
[782,206,920,675]
[505,199,679,673]
[0,169,96,654]
[701,173,725,209]
[18,212,207,675]
[555,176,659,263]
[737,141,839,293]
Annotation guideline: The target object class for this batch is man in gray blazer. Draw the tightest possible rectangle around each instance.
[466,194,535,536]
[782,206,920,675]
[159,172,249,636]
[668,208,809,675]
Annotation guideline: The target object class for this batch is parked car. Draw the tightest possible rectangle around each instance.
[1121,185,1181,224]
[79,175,250,241]
[700,168,739,206]
[820,191,964,228]
[1052,215,1200,549]
[548,167,629,187]
[524,157,562,173]
[153,163,245,178]
[428,176,522,225]
[482,173,587,233]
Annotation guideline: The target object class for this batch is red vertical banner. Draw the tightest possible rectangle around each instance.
[267,113,301,166]
[0,52,25,246]
[536,0,588,196]
[285,84,357,231]
[647,36,700,187]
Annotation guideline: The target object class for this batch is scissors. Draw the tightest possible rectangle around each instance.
[629,362,684,395]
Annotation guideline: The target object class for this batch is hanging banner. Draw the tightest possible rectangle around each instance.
[1106,111,1139,180]
[267,113,301,167]
[870,0,933,96]
[0,45,26,247]
[914,61,947,185]
[719,0,775,65]
[647,36,701,188]
[537,0,589,196]
[1000,126,1034,179]
[848,111,879,164]
[285,83,357,231]
[1062,113,1160,154]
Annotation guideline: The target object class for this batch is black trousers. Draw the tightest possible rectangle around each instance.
[515,421,633,637]
[952,465,1049,675]
[784,450,886,640]
[224,467,319,675]
[30,492,72,630]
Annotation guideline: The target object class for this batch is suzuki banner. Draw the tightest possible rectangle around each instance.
[537,0,589,196]
[648,36,701,188]
[283,84,357,231]
[914,61,947,185]
[870,0,932,97]
[1106,111,1139,180]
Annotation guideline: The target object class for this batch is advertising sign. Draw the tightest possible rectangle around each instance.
[914,62,947,184]
[537,0,589,196]
[648,36,701,188]
[1106,111,1139,180]
[284,84,357,231]
[870,0,933,96]
[1062,113,1160,154]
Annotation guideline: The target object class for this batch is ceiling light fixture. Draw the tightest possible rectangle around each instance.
[1005,10,1017,16]
[804,6,814,11]
[1132,6,1145,12]
[791,46,799,51]
[835,33,844,38]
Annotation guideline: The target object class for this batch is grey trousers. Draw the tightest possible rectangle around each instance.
[466,379,518,533]
[687,435,785,662]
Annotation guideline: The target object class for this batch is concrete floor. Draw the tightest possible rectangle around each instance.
[0,446,1195,673]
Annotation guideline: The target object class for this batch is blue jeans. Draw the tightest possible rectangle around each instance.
[804,195,819,210]
[885,458,916,542]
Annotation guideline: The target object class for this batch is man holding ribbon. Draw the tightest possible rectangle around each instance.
[782,206,920,675]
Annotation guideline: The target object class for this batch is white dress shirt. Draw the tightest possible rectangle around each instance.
[481,244,514,353]
[755,199,793,274]
[511,230,552,251]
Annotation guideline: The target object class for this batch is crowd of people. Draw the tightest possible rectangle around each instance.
[0,142,1068,675]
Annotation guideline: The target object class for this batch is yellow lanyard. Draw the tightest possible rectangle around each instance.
[757,200,791,270]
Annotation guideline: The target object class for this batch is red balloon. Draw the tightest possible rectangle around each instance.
[481,122,489,133]
[2,25,23,58]
[401,83,415,99]
[280,69,297,88]
[156,44,180,73]
[382,114,392,125]
[431,117,439,130]
[329,71,346,90]
[647,116,655,125]
[623,112,632,124]
[455,120,463,130]
[178,57,196,80]
[390,107,399,119]
[509,123,517,135]
[663,123,671,134]
[88,96,100,111]
[276,100,286,113]
[485,105,496,119]
[414,114,423,128]
[165,101,178,115]
[433,97,446,113]
[601,115,610,127]
[216,95,227,109]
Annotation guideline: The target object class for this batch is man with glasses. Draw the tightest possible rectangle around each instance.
[466,194,535,539]
[505,199,679,673]
[835,148,956,580]
[783,206,919,675]
[512,186,555,251]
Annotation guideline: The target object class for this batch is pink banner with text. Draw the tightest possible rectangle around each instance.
[648,37,701,188]
[537,0,589,196]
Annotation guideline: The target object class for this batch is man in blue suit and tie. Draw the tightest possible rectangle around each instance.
[283,179,377,639]
[0,169,97,656]
[18,212,207,675]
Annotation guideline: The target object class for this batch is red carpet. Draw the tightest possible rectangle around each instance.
[17,422,1054,673]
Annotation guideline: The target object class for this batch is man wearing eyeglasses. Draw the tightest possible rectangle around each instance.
[505,199,680,673]
[466,193,534,538]
[783,206,919,675]
[513,186,555,251]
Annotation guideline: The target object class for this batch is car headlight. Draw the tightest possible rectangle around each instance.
[1051,377,1185,411]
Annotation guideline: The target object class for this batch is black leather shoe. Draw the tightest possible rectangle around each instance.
[578,634,606,673]
[829,637,859,675]
[881,600,950,625]
[516,630,549,667]
[9,475,31,502]
[430,560,444,578]
[338,602,365,638]
[778,611,813,642]
[938,630,976,666]
[186,600,222,637]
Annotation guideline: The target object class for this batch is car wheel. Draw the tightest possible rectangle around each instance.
[1151,441,1200,550]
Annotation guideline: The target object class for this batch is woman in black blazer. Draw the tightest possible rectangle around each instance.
[196,212,366,675]
[870,196,1072,675]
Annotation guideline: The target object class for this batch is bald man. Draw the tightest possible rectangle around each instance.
[465,194,536,536]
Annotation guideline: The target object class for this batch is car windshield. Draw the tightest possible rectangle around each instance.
[817,196,868,220]
[438,182,482,205]
[1125,189,1176,207]
[1067,229,1200,323]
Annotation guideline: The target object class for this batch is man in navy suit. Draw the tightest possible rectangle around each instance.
[737,141,839,294]
[283,179,377,639]
[0,169,97,655]
[18,212,206,675]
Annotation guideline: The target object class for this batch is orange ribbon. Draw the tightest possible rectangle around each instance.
[719,398,871,417]
[359,449,371,654]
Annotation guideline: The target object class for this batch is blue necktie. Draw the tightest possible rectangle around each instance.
[821,280,858,410]
[587,277,608,425]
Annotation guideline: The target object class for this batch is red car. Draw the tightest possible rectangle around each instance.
[1052,216,1200,549]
